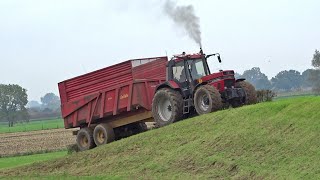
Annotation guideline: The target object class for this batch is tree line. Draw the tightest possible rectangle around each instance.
[0,86,61,127]
[236,50,320,93]
[27,93,61,120]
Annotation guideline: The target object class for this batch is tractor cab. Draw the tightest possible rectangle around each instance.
[166,49,238,98]
[167,52,209,94]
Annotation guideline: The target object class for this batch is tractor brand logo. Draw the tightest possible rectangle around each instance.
[120,94,129,100]
[107,97,112,101]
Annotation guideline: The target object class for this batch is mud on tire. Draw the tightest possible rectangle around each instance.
[76,127,96,151]
[152,88,183,127]
[235,81,257,105]
[194,85,222,115]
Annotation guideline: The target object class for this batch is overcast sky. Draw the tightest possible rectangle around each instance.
[0,0,319,101]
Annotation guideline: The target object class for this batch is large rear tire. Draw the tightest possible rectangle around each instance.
[152,88,183,127]
[93,123,115,146]
[194,85,222,115]
[76,127,95,151]
[235,81,257,105]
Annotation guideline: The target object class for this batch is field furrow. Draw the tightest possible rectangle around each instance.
[0,129,76,157]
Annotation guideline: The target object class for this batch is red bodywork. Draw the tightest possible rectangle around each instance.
[58,57,167,129]
[201,70,236,92]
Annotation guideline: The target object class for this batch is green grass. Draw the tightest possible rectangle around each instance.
[275,90,318,100]
[0,151,67,170]
[0,118,64,133]
[1,97,320,179]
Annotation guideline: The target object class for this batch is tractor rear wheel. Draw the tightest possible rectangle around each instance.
[235,81,257,105]
[76,127,95,151]
[194,85,222,115]
[93,123,115,146]
[152,88,183,127]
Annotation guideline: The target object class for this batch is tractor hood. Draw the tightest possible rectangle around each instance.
[200,70,235,83]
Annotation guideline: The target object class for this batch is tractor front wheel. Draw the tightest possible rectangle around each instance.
[194,85,222,115]
[152,88,183,127]
[235,81,257,105]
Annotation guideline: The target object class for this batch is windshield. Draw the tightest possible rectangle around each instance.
[187,59,209,79]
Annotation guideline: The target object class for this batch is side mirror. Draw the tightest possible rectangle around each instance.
[205,54,214,59]
[206,53,222,63]
[217,55,222,63]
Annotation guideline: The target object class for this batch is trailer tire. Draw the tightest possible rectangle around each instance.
[194,85,222,115]
[235,81,257,105]
[152,88,183,127]
[136,122,148,132]
[129,122,148,135]
[93,123,115,146]
[76,127,95,151]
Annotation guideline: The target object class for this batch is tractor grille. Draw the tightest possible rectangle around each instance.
[224,79,234,88]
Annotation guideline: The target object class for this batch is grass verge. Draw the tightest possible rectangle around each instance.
[0,151,67,170]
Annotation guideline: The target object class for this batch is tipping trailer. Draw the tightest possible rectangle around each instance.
[58,57,167,150]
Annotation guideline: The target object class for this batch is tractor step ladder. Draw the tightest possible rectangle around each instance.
[183,98,190,114]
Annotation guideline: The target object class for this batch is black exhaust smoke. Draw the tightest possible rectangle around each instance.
[163,0,202,47]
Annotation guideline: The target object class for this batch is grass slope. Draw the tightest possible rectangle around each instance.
[1,97,320,179]
[0,118,64,133]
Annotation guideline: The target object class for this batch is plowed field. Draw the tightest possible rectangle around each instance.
[0,129,75,157]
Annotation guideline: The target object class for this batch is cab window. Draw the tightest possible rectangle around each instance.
[172,62,186,83]
[188,59,207,80]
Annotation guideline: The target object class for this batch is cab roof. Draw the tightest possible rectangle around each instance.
[172,52,204,62]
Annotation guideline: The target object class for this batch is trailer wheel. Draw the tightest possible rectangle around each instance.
[135,122,148,132]
[152,88,183,127]
[235,81,257,105]
[194,85,222,115]
[76,127,95,151]
[129,122,148,135]
[93,123,115,146]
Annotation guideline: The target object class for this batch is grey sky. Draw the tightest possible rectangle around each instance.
[0,0,319,101]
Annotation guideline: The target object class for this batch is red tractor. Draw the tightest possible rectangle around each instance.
[152,48,257,127]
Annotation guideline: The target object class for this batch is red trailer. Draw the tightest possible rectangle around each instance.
[58,57,167,150]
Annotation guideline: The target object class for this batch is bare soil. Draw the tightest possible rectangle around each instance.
[0,129,76,157]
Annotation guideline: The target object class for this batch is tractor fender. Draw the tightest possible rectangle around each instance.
[193,82,208,95]
[155,81,180,92]
[236,78,246,83]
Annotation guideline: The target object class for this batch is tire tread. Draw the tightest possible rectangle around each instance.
[152,88,183,127]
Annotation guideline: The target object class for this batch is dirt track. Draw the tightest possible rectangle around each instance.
[0,129,76,157]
